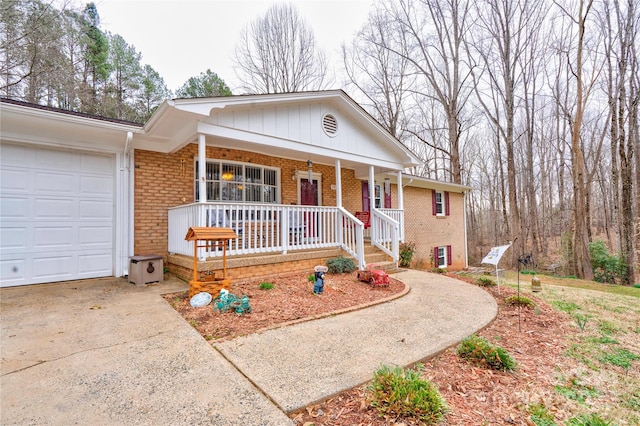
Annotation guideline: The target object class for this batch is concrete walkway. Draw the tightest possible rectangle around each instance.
[1,270,497,425]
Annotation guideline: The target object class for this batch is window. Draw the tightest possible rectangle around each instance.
[434,245,452,268]
[195,160,279,203]
[432,190,450,216]
[374,184,381,209]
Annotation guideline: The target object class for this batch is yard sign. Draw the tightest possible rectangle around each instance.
[481,243,512,294]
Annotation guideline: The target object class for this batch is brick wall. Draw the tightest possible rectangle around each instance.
[134,145,466,270]
[402,187,467,270]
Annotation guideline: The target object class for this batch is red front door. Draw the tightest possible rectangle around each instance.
[300,179,318,240]
[300,179,318,206]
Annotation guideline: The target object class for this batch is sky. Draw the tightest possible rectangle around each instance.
[91,0,375,94]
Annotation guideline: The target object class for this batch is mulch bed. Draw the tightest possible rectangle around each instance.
[165,271,579,425]
[163,270,405,342]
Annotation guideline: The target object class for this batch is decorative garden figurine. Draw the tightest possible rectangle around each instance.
[313,265,328,294]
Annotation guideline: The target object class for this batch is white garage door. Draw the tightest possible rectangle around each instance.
[0,143,114,287]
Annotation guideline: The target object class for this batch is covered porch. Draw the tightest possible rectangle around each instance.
[135,91,421,278]
[167,200,405,270]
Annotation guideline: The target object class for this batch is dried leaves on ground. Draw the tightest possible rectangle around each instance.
[163,271,404,342]
[165,272,637,425]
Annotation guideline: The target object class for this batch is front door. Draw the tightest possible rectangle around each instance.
[300,178,319,242]
[300,178,318,206]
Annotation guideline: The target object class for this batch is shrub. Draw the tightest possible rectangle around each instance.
[457,334,517,371]
[399,242,416,267]
[589,240,626,284]
[307,274,315,282]
[505,295,535,308]
[326,256,356,274]
[476,276,496,287]
[259,282,274,290]
[368,364,448,424]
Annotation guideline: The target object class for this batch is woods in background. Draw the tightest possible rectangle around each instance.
[2,0,638,283]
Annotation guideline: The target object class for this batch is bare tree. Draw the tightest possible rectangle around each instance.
[602,0,637,284]
[382,0,473,184]
[467,0,544,264]
[233,3,328,94]
[554,0,596,280]
[342,7,412,139]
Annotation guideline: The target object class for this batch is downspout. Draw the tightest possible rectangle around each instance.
[124,131,134,275]
[463,191,469,269]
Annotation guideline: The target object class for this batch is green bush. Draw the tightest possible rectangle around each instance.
[457,334,517,371]
[307,273,315,282]
[476,276,496,287]
[505,295,535,308]
[589,240,626,284]
[326,256,356,274]
[259,282,274,290]
[399,242,416,267]
[368,364,448,424]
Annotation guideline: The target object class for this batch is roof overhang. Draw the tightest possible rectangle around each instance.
[0,99,141,152]
[381,173,472,193]
[133,90,421,174]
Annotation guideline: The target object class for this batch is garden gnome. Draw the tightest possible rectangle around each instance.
[314,265,328,294]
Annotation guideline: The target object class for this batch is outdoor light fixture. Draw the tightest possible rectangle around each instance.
[307,159,313,182]
[384,177,390,194]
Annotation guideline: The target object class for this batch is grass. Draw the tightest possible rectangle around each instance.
[456,334,517,371]
[368,364,448,424]
[504,271,640,298]
[498,272,640,423]
[259,281,274,290]
[504,294,535,307]
[554,376,599,405]
[529,403,556,426]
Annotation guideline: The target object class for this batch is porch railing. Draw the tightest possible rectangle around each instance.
[371,209,400,263]
[168,203,366,268]
[378,208,404,241]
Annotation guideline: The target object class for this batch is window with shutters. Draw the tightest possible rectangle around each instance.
[434,245,452,268]
[432,190,450,216]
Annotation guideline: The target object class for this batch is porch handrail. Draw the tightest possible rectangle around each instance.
[378,208,404,241]
[337,207,365,269]
[168,203,365,265]
[371,209,399,263]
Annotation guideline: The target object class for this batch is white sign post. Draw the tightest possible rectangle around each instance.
[481,244,512,294]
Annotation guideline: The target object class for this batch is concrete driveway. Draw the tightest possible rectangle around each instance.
[1,271,497,425]
[0,277,291,425]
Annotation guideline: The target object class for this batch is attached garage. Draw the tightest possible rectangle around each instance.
[1,144,115,286]
[0,99,138,287]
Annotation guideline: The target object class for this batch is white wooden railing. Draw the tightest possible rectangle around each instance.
[378,208,404,242]
[371,209,400,263]
[337,207,365,269]
[168,203,368,268]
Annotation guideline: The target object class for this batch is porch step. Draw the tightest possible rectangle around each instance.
[365,261,400,274]
[362,245,399,273]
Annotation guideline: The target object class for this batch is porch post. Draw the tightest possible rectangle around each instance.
[368,166,375,212]
[397,171,404,210]
[335,159,342,208]
[369,166,375,243]
[198,133,206,203]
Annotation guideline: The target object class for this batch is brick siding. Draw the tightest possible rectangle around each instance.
[134,144,467,277]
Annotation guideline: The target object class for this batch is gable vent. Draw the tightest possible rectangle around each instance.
[322,114,338,137]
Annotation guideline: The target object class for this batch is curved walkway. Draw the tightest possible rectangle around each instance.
[0,270,496,425]
[216,269,497,413]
